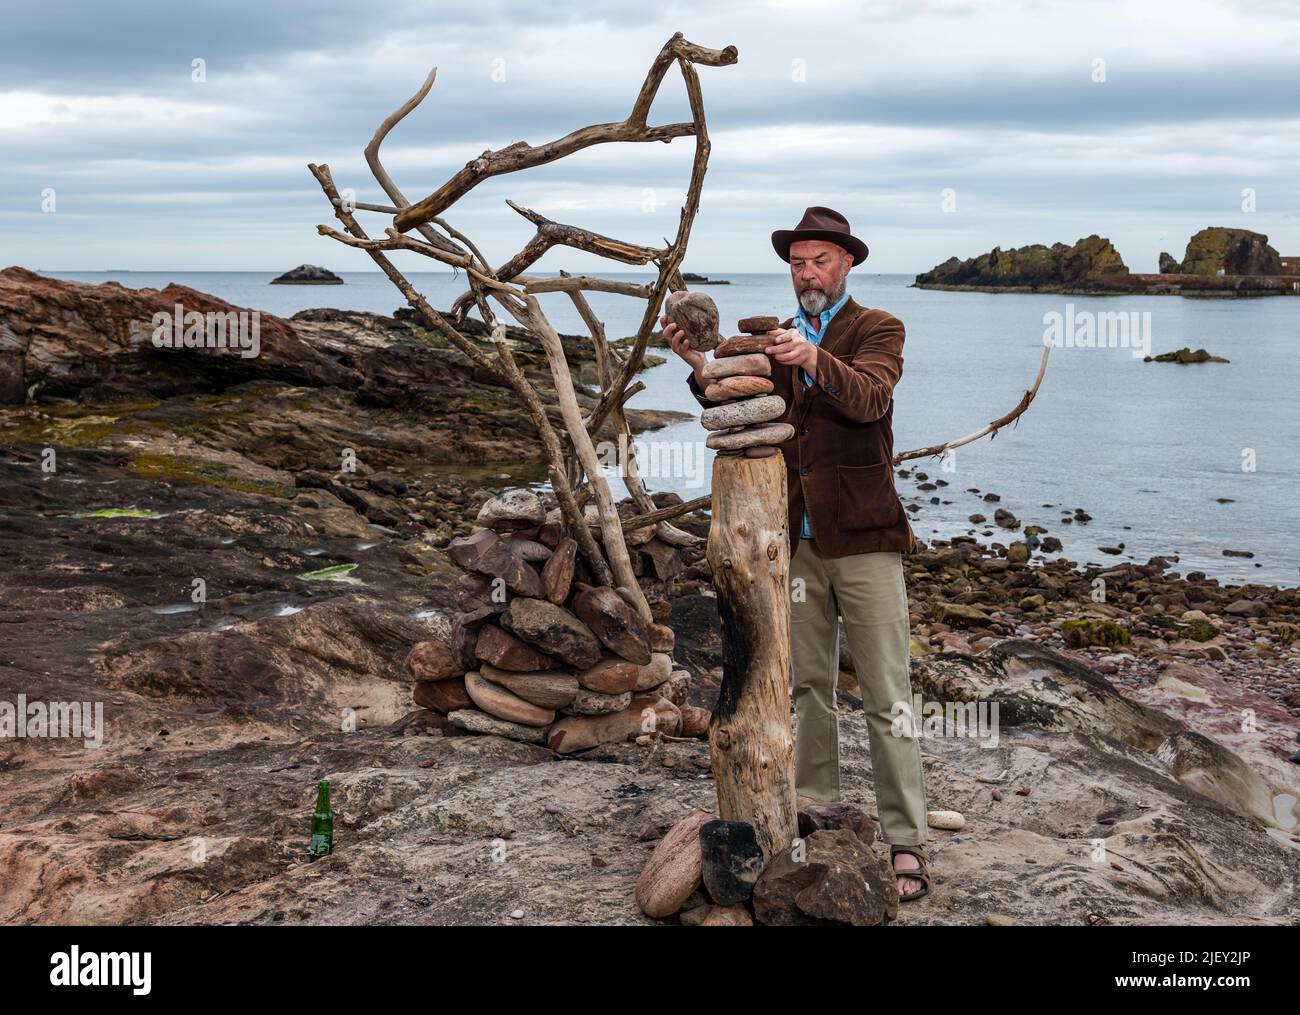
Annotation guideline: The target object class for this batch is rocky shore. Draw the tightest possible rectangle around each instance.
[0,270,1296,925]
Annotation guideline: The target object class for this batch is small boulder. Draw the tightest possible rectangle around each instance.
[476,488,545,530]
[447,529,544,597]
[501,597,603,669]
[405,640,463,682]
[635,809,713,918]
[572,584,653,664]
[752,828,899,926]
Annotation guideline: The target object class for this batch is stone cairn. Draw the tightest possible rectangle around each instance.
[404,487,712,752]
[665,293,795,459]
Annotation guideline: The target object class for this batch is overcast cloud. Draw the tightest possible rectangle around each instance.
[3,0,1298,274]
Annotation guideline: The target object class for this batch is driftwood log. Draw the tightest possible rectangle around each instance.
[705,453,798,861]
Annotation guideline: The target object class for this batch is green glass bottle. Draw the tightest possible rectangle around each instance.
[309,780,333,861]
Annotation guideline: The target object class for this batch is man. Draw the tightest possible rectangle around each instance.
[662,206,931,902]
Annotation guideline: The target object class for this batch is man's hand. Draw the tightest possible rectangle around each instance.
[661,315,708,379]
[765,327,818,375]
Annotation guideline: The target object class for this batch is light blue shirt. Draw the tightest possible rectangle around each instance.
[794,290,850,538]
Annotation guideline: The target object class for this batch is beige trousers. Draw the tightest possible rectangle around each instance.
[789,537,929,846]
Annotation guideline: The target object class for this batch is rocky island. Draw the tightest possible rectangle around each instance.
[1143,347,1229,364]
[271,264,344,285]
[916,228,1300,296]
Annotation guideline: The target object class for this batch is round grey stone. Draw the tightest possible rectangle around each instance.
[700,395,787,431]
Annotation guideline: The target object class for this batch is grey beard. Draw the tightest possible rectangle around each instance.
[797,277,847,315]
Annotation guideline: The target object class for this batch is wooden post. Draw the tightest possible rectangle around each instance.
[705,452,798,861]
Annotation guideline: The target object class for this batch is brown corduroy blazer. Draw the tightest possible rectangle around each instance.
[687,296,920,560]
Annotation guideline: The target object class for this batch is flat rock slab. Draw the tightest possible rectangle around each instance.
[700,395,786,431]
[715,334,771,358]
[738,315,780,334]
[704,376,774,400]
[706,422,794,450]
[702,353,770,381]
[624,523,656,546]
[477,662,579,710]
[447,708,549,744]
[638,540,683,581]
[464,670,555,727]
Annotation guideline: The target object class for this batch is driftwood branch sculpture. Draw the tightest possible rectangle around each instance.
[309,32,738,623]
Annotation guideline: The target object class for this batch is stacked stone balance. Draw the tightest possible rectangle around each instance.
[405,487,712,752]
[699,316,795,460]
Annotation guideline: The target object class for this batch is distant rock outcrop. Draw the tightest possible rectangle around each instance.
[271,264,343,285]
[1173,227,1282,277]
[1143,347,1230,364]
[914,235,1130,291]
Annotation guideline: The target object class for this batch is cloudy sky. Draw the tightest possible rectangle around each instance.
[3,0,1298,274]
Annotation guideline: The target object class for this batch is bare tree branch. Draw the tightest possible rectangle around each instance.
[893,343,1051,463]
[622,495,711,530]
[586,54,714,438]
[393,33,737,233]
[500,292,650,621]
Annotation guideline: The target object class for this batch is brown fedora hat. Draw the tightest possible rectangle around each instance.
[771,206,869,265]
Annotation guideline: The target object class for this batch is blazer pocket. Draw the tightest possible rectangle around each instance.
[836,462,901,531]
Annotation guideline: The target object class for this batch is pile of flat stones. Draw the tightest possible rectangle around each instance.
[699,316,795,459]
[404,488,712,752]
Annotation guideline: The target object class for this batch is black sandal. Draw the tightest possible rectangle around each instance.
[890,843,932,902]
